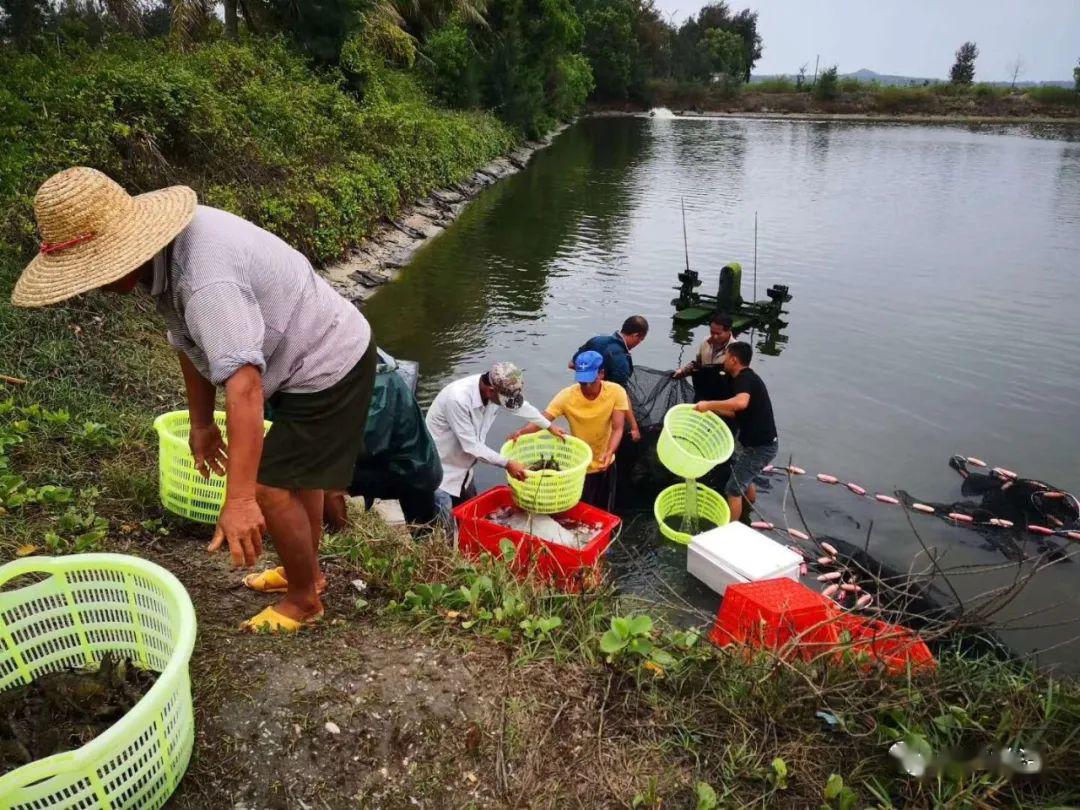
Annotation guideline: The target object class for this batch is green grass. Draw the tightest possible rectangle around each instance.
[322,515,1080,808]
[1027,85,1080,106]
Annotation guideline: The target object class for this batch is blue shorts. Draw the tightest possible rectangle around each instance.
[725,439,779,498]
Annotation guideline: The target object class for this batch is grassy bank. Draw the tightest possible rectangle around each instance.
[630,78,1080,120]
[0,37,516,265]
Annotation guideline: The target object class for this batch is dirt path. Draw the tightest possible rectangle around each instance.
[147,538,671,809]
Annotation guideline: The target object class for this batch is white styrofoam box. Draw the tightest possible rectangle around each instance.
[687,522,802,596]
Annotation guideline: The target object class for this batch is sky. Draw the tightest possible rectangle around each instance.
[652,0,1080,82]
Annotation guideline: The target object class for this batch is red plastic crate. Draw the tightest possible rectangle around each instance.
[835,616,936,675]
[452,486,621,590]
[709,578,843,661]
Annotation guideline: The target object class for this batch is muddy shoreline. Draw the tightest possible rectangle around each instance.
[324,122,571,303]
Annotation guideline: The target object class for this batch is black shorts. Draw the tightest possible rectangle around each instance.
[257,342,377,491]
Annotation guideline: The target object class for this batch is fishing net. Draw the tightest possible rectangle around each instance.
[617,366,704,506]
[625,366,694,435]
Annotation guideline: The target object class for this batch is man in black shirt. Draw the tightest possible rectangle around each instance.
[695,341,778,522]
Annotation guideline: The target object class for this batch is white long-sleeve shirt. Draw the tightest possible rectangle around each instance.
[425,374,550,497]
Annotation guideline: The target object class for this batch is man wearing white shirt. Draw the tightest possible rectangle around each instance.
[427,363,564,515]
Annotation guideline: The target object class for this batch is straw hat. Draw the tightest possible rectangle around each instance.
[11,167,197,308]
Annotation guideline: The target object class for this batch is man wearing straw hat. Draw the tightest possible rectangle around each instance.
[12,167,377,633]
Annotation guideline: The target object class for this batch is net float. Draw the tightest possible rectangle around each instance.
[1042,491,1065,499]
[1028,525,1054,536]
[989,518,1014,528]
[966,457,987,467]
[787,545,807,558]
[799,563,808,576]
[817,571,842,582]
[762,465,775,473]
[855,594,874,609]
[817,556,835,566]
[846,482,867,496]
[1065,532,1080,542]
[821,542,839,556]
[751,521,775,531]
[912,503,935,514]
[875,494,900,505]
[787,465,806,475]
[788,528,810,541]
[822,584,840,598]
[948,512,974,523]
[816,473,839,484]
[992,467,1017,479]
[840,583,861,593]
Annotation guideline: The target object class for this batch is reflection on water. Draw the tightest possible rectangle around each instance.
[364,116,1080,669]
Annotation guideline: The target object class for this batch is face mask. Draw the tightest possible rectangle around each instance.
[497,390,523,410]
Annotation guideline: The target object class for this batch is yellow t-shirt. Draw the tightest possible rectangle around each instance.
[546,382,630,473]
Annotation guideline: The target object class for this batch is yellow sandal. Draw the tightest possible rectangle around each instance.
[240,605,324,634]
[243,567,326,594]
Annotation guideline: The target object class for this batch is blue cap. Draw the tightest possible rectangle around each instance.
[574,350,604,383]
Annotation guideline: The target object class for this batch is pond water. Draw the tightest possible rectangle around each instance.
[364,115,1080,669]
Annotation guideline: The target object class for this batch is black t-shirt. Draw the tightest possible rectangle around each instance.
[731,367,777,447]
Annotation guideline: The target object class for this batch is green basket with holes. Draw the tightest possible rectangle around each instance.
[499,433,593,514]
[153,410,271,524]
[0,554,196,809]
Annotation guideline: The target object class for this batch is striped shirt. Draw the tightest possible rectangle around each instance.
[150,206,370,398]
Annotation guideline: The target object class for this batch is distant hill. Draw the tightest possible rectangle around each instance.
[750,68,1073,89]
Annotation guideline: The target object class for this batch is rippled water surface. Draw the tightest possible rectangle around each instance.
[364,116,1080,667]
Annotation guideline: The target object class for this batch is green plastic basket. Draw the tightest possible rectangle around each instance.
[654,481,730,544]
[656,404,734,479]
[153,410,271,524]
[0,553,196,809]
[499,433,593,514]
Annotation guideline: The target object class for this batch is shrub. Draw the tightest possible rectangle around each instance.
[1027,85,1079,106]
[814,65,838,100]
[872,86,933,113]
[422,21,482,109]
[0,37,516,265]
[838,76,861,94]
[752,76,796,93]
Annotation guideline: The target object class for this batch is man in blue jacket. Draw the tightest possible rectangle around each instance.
[570,315,648,441]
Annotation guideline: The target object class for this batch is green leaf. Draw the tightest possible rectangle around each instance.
[695,781,718,810]
[354,598,369,611]
[837,787,857,810]
[628,615,653,637]
[600,629,627,654]
[498,538,517,562]
[537,616,562,634]
[650,649,677,668]
[611,616,631,639]
[493,628,512,642]
[771,757,788,789]
[824,774,843,800]
[628,637,654,656]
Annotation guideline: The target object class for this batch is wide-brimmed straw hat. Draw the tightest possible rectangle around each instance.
[11,167,197,308]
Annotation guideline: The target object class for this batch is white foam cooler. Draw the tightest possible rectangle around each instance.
[687,522,803,595]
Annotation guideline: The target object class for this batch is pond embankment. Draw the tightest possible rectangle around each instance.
[323,123,572,303]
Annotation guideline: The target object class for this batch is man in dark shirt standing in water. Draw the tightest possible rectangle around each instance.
[694,342,778,522]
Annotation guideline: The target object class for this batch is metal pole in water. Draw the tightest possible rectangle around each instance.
[753,210,758,303]
[681,197,691,272]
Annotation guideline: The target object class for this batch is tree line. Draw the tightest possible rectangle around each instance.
[0,0,762,134]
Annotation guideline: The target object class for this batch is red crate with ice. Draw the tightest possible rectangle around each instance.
[452,486,621,589]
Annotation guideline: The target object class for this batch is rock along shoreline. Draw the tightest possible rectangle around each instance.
[323,122,572,303]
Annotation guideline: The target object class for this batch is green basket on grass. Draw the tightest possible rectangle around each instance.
[656,404,734,480]
[153,410,271,524]
[499,432,593,514]
[0,553,197,809]
[654,481,731,544]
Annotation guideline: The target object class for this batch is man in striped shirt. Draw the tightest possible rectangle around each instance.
[12,169,375,633]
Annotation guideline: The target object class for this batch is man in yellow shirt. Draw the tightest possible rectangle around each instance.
[510,351,627,510]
